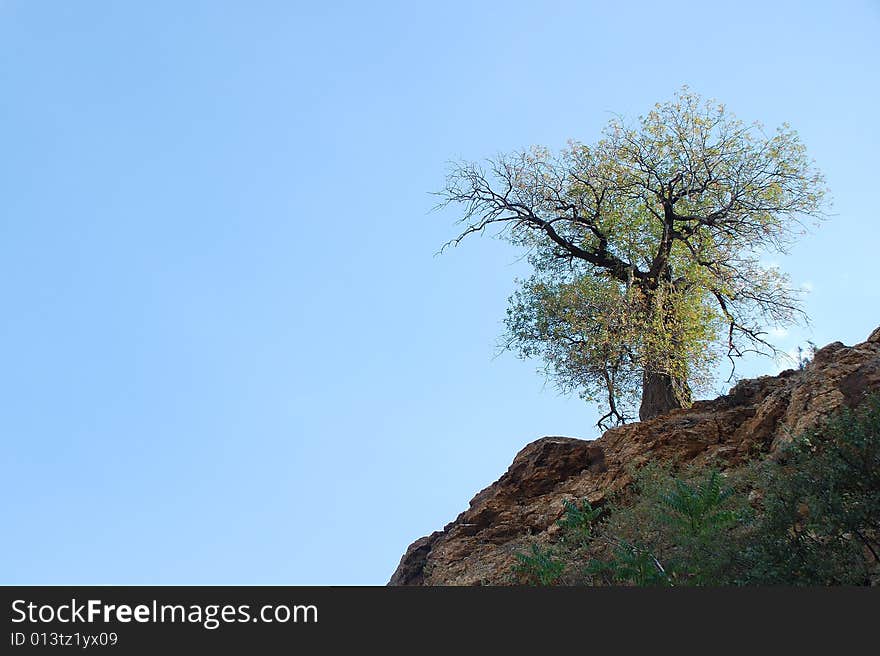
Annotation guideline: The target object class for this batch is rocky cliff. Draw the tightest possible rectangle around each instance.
[389,326,880,585]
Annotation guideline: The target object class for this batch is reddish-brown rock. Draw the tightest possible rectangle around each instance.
[389,326,880,585]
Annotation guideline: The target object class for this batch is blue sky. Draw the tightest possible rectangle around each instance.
[2,1,878,585]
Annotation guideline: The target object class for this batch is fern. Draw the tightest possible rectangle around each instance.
[512,544,565,585]
[557,498,602,548]
[658,470,736,538]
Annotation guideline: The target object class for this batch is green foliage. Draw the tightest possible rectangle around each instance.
[512,544,565,586]
[585,541,672,587]
[591,466,750,585]
[556,498,602,548]
[441,87,828,424]
[511,396,880,585]
[742,394,880,584]
[505,272,646,427]
[658,470,737,538]
[506,257,723,427]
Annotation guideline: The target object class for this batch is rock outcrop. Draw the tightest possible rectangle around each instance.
[389,326,880,585]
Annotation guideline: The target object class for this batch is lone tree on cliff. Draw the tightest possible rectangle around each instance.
[439,88,827,428]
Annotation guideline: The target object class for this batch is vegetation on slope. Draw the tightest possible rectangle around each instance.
[513,394,880,586]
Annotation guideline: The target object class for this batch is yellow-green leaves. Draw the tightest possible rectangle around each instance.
[442,87,828,425]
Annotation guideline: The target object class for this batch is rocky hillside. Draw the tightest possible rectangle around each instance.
[389,326,880,585]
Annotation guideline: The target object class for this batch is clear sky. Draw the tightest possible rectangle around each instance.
[2,1,878,585]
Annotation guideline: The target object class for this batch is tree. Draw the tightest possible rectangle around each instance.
[439,88,827,427]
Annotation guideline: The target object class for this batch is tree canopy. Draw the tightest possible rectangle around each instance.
[439,88,827,428]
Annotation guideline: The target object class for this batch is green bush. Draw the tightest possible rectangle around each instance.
[742,394,880,584]
[584,466,752,585]
[512,543,565,586]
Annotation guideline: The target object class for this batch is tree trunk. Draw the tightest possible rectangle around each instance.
[639,370,691,421]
